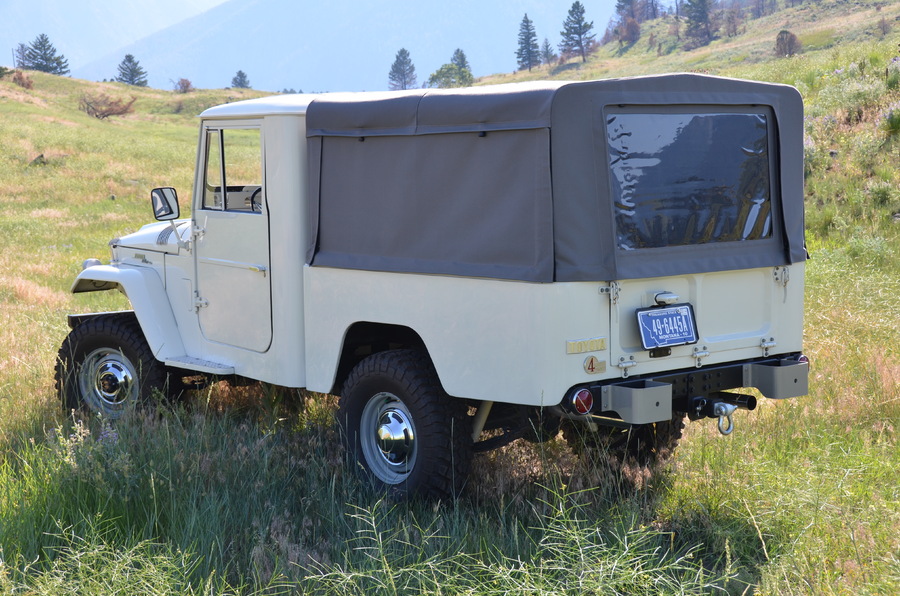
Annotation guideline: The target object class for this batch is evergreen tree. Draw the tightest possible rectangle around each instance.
[616,0,636,20]
[451,48,471,74]
[388,48,417,90]
[114,54,148,86]
[14,43,28,69]
[516,14,540,71]
[684,0,714,47]
[24,34,69,75]
[231,70,251,88]
[540,38,558,65]
[559,2,595,63]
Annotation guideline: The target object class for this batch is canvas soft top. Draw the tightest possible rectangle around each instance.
[304,74,805,282]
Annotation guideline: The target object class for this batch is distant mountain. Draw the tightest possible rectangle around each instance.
[71,0,613,92]
[0,0,226,67]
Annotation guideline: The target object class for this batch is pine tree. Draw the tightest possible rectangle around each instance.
[615,0,636,20]
[14,43,29,69]
[684,0,714,47]
[516,14,540,71]
[24,34,69,75]
[559,2,595,63]
[451,49,472,76]
[231,70,251,89]
[540,38,558,65]
[388,48,417,90]
[115,54,148,86]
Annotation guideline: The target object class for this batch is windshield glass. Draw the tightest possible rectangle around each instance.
[607,110,772,250]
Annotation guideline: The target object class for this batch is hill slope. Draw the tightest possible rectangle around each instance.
[486,0,900,85]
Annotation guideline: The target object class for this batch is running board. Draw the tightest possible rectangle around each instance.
[164,356,235,375]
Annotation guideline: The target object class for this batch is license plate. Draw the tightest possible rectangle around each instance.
[636,304,698,350]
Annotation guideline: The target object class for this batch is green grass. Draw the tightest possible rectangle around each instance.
[1,3,900,592]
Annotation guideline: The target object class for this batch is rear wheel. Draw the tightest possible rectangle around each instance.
[56,313,169,419]
[338,349,472,499]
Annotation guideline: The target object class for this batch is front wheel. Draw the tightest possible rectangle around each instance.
[338,349,472,499]
[56,313,168,419]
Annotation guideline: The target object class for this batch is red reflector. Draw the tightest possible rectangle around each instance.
[798,354,809,364]
[572,389,593,415]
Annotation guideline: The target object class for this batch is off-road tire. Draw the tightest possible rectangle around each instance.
[563,413,686,467]
[338,349,473,500]
[56,312,169,419]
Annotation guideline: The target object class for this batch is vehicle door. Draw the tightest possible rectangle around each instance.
[604,108,802,374]
[193,122,272,352]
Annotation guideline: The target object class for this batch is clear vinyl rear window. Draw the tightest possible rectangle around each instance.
[607,110,772,250]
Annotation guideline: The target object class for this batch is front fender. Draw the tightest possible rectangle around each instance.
[71,264,186,361]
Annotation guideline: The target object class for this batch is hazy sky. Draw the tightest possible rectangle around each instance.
[4,1,616,91]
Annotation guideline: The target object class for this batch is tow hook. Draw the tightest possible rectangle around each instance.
[714,402,739,435]
[689,392,757,436]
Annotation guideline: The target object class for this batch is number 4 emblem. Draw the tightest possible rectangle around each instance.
[583,356,605,375]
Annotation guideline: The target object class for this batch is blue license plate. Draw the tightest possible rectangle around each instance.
[636,304,698,350]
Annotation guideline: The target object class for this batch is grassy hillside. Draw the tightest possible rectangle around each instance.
[0,3,899,592]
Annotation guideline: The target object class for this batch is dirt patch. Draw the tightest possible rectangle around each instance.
[0,275,68,308]
[0,85,48,108]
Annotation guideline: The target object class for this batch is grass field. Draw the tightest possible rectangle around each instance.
[1,2,899,594]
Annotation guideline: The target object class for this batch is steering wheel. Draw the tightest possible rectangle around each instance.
[249,188,263,213]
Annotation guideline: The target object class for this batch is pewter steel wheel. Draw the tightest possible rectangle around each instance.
[56,313,168,419]
[339,349,472,499]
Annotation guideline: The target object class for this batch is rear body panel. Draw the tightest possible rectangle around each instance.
[610,263,804,378]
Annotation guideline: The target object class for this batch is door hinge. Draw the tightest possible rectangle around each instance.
[616,355,636,377]
[693,346,710,368]
[600,281,621,305]
[773,266,790,287]
[760,337,776,357]
[194,296,209,311]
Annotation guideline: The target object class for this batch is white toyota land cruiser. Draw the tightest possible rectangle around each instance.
[57,74,809,498]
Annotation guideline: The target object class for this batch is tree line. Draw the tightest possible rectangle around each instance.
[389,0,823,90]
[388,1,598,89]
[10,33,254,91]
[11,1,821,96]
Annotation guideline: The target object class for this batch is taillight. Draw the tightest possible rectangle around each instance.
[797,354,809,364]
[571,388,594,415]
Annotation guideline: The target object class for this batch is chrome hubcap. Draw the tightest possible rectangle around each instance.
[376,408,415,464]
[94,360,133,404]
[360,392,417,484]
[77,348,138,412]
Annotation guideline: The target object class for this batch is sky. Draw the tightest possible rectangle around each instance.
[2,0,617,92]
[1,0,226,66]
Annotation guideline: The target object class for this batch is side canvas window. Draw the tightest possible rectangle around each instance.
[202,127,263,213]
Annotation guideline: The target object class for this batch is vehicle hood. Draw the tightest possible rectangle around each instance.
[111,220,190,255]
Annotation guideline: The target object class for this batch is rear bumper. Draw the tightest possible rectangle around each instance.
[559,354,808,424]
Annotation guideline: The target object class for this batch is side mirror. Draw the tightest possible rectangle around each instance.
[151,187,180,221]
